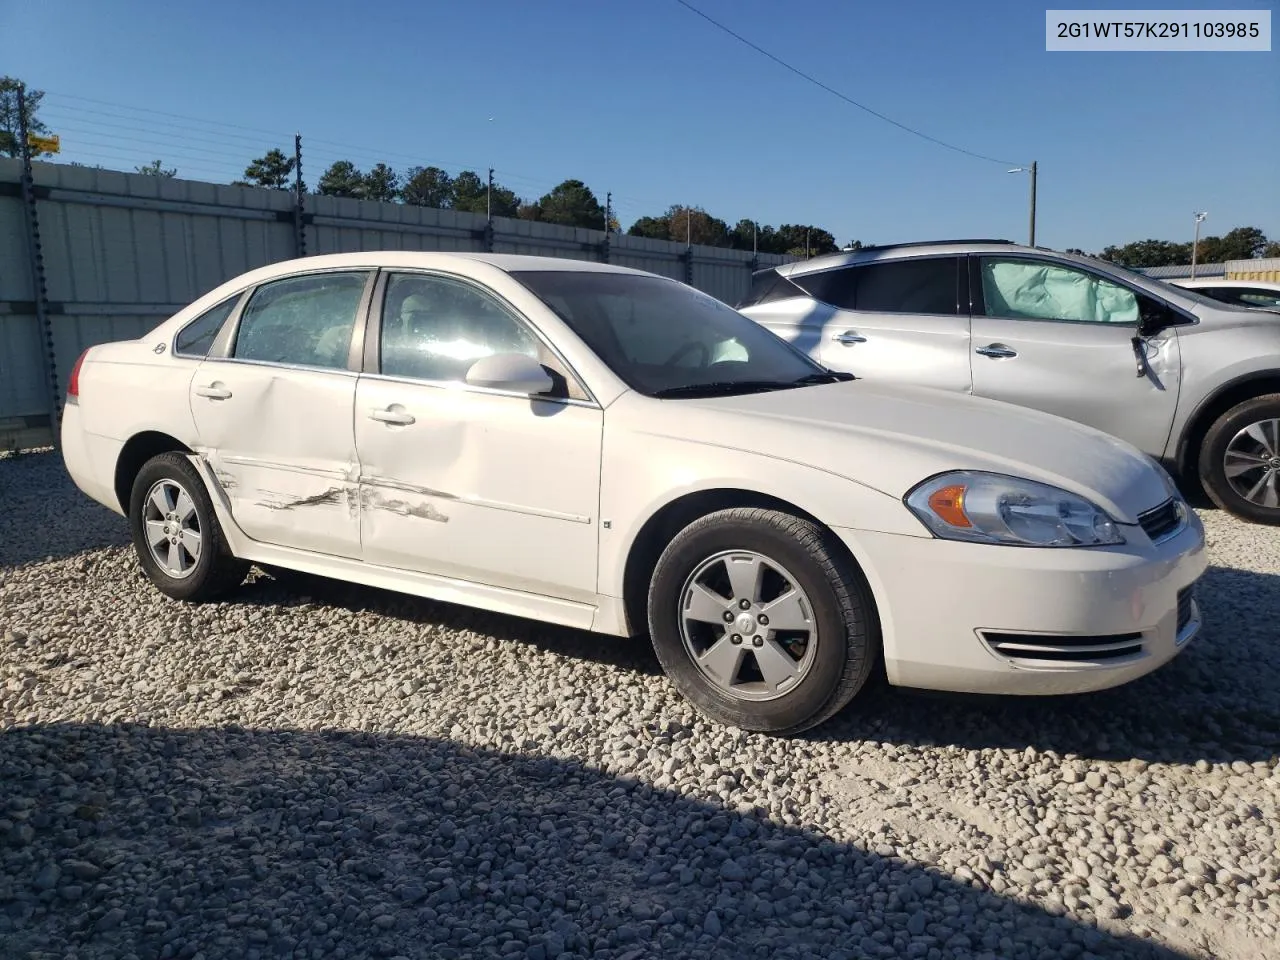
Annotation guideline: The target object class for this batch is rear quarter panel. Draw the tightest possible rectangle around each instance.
[79,339,201,446]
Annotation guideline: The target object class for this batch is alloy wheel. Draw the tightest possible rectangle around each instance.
[142,478,202,579]
[1223,418,1280,508]
[678,550,818,702]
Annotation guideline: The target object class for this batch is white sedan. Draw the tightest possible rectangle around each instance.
[61,253,1207,733]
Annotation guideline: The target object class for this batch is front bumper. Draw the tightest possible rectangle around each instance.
[835,508,1208,695]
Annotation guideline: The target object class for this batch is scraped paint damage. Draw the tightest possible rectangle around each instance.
[370,494,450,524]
[259,486,346,511]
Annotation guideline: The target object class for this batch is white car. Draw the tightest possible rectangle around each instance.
[1168,278,1280,311]
[61,253,1207,734]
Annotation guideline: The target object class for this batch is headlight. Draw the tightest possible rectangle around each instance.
[905,471,1125,547]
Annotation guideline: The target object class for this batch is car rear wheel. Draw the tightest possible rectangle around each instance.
[1199,394,1280,525]
[647,507,878,734]
[128,453,249,601]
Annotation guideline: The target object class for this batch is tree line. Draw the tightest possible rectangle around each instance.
[234,147,846,257]
[1082,227,1280,268]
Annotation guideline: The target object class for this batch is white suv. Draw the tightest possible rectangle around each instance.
[739,240,1280,525]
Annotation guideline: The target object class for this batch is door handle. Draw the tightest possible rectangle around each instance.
[194,383,232,400]
[975,344,1018,359]
[369,407,416,426]
[832,331,868,345]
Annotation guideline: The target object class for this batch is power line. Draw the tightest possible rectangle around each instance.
[671,0,1021,167]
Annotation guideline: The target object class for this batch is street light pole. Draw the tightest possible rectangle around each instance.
[1191,211,1208,280]
[1008,161,1038,246]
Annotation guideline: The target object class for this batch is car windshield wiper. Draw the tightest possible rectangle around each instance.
[792,371,856,385]
[652,380,797,399]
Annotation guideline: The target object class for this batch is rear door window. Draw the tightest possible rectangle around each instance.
[794,258,960,314]
[233,272,370,369]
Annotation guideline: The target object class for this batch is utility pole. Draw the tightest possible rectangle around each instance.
[805,227,811,259]
[1191,211,1208,279]
[1008,161,1038,246]
[605,191,612,233]
[486,167,494,222]
[1028,160,1037,247]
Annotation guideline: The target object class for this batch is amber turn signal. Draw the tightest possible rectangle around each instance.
[927,483,972,528]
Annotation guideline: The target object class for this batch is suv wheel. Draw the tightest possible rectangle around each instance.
[646,507,879,734]
[1198,394,1280,525]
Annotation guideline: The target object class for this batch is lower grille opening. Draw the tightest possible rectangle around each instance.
[1177,586,1195,632]
[982,632,1144,663]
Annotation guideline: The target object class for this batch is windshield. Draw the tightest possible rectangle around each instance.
[511,270,835,397]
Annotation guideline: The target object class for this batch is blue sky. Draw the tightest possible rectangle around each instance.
[3,0,1276,251]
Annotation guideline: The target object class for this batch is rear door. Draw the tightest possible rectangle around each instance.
[794,256,972,393]
[968,255,1181,457]
[189,269,373,558]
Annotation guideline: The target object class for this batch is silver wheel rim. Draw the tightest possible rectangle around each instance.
[1223,418,1280,508]
[678,549,818,702]
[142,478,202,579]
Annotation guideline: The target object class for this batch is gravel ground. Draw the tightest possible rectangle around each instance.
[2,448,1278,960]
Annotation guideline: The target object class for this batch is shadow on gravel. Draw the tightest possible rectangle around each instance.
[811,565,1280,768]
[0,723,1193,960]
[0,452,130,570]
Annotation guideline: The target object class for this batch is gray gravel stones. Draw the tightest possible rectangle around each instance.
[3,449,1280,959]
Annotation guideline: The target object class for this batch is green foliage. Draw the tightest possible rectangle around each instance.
[1098,228,1273,268]
[402,166,453,208]
[363,163,400,203]
[317,161,366,198]
[627,215,670,240]
[537,180,605,229]
[135,159,177,178]
[241,149,296,190]
[0,77,50,158]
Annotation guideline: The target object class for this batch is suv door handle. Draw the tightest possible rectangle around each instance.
[975,344,1018,359]
[194,383,232,400]
[832,331,868,345]
[369,407,416,426]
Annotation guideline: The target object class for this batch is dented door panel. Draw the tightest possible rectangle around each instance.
[189,362,362,558]
[355,376,603,600]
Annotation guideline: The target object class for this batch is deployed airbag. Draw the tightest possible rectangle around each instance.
[982,261,1138,325]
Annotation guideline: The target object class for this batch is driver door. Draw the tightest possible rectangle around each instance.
[968,255,1181,457]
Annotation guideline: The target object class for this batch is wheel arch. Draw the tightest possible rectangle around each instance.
[1175,371,1280,481]
[114,431,194,512]
[620,487,877,639]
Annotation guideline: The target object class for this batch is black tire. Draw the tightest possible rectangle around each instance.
[1198,393,1280,525]
[128,452,249,601]
[646,507,879,735]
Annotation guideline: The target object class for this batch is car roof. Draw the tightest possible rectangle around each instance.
[229,251,655,282]
[772,240,1126,278]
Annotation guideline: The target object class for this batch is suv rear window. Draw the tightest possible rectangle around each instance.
[738,268,807,308]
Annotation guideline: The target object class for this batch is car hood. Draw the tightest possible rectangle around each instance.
[637,381,1172,524]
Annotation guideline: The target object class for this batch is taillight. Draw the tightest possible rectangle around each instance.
[66,349,89,403]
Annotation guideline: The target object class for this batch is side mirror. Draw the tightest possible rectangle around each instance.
[463,353,554,396]
[1138,300,1173,336]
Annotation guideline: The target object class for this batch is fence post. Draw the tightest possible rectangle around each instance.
[600,191,611,263]
[293,133,307,257]
[16,84,60,441]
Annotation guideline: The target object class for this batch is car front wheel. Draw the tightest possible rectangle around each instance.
[1199,394,1280,525]
[128,452,249,601]
[647,507,879,734]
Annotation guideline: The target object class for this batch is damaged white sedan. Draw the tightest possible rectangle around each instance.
[62,252,1206,733]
